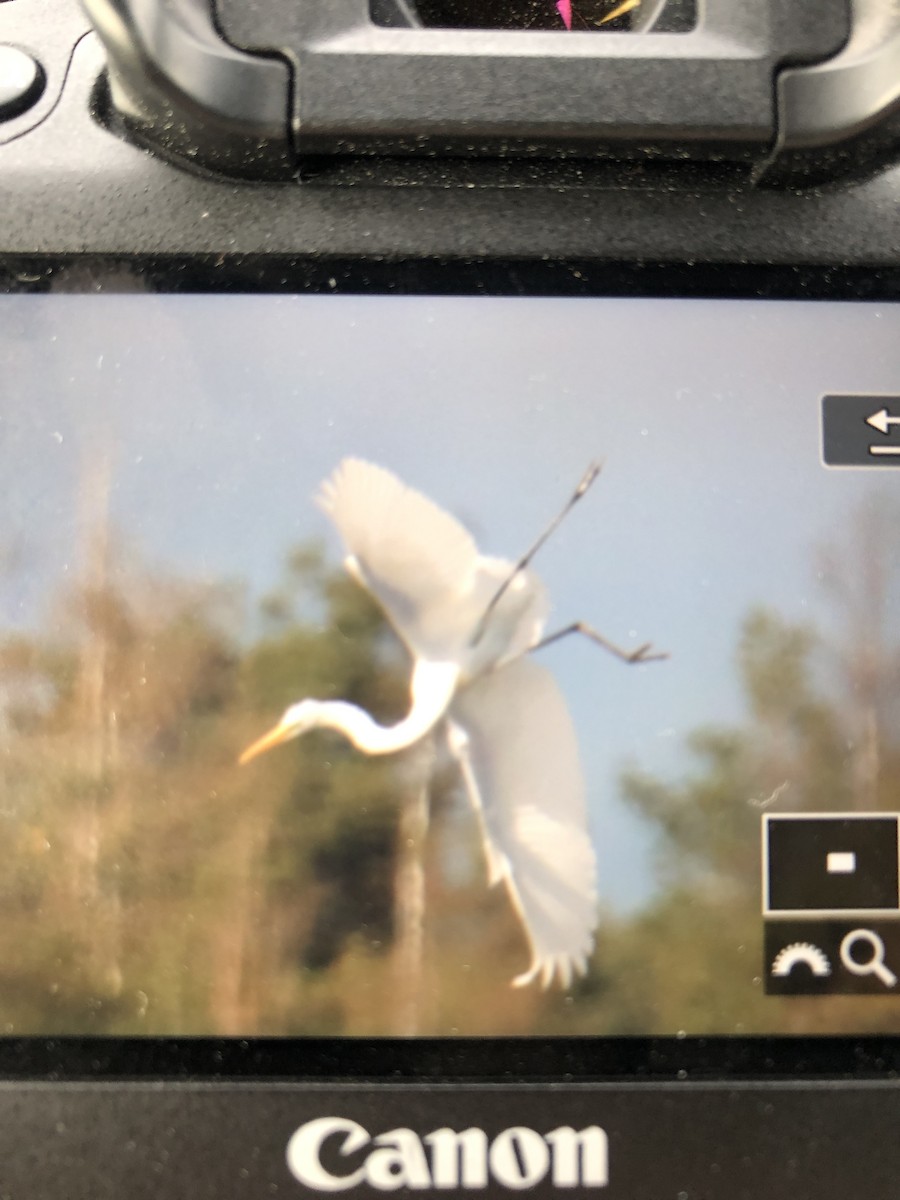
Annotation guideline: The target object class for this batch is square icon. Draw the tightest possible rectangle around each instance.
[763,814,900,916]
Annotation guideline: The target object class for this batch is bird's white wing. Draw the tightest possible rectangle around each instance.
[467,557,549,674]
[317,459,484,660]
[447,657,597,988]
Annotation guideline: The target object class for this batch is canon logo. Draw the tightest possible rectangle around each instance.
[286,1117,609,1192]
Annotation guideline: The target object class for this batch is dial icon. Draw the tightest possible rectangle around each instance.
[771,942,832,978]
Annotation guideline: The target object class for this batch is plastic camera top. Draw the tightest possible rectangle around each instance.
[78,0,900,181]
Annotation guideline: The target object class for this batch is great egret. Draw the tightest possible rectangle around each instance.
[241,458,663,988]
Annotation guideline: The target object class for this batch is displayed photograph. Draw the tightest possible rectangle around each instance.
[1,291,899,1037]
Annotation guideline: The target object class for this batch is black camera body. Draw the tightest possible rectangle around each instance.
[2,2,900,1197]
[0,0,899,277]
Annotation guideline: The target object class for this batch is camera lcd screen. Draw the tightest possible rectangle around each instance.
[2,291,900,1039]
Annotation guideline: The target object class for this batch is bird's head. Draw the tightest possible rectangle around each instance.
[238,700,323,765]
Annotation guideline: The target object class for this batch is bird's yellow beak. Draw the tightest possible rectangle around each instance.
[239,721,293,765]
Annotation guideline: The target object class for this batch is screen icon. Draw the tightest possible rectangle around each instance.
[765,921,900,995]
[763,814,900,916]
[770,941,832,978]
[840,929,898,989]
[822,394,900,466]
[763,814,900,995]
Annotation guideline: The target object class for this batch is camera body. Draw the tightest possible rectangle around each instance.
[0,0,899,278]
[2,2,900,1198]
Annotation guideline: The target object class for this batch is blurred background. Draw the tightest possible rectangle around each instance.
[0,291,899,1036]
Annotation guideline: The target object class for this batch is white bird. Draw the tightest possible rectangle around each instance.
[240,458,660,988]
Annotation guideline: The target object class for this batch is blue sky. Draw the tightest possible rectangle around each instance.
[2,293,899,908]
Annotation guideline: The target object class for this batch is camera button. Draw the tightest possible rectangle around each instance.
[0,45,44,122]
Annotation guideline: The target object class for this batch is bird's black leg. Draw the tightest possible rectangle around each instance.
[529,621,668,664]
[470,462,603,646]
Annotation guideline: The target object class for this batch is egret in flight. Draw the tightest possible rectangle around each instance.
[241,458,663,988]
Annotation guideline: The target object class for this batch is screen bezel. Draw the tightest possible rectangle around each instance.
[3,250,900,1082]
[2,255,900,300]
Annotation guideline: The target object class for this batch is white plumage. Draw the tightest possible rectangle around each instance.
[242,458,597,988]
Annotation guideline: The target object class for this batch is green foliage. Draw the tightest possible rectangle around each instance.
[0,532,538,1034]
[1,497,898,1037]
[580,583,900,1035]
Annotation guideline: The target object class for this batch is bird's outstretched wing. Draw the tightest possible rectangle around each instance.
[318,458,486,660]
[447,657,597,988]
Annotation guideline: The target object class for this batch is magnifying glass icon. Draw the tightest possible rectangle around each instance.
[840,929,898,988]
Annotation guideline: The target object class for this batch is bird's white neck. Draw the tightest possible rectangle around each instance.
[314,660,460,754]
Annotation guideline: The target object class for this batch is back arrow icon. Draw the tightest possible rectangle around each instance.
[866,408,900,435]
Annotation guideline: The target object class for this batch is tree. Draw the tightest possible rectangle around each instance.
[556,498,900,1037]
